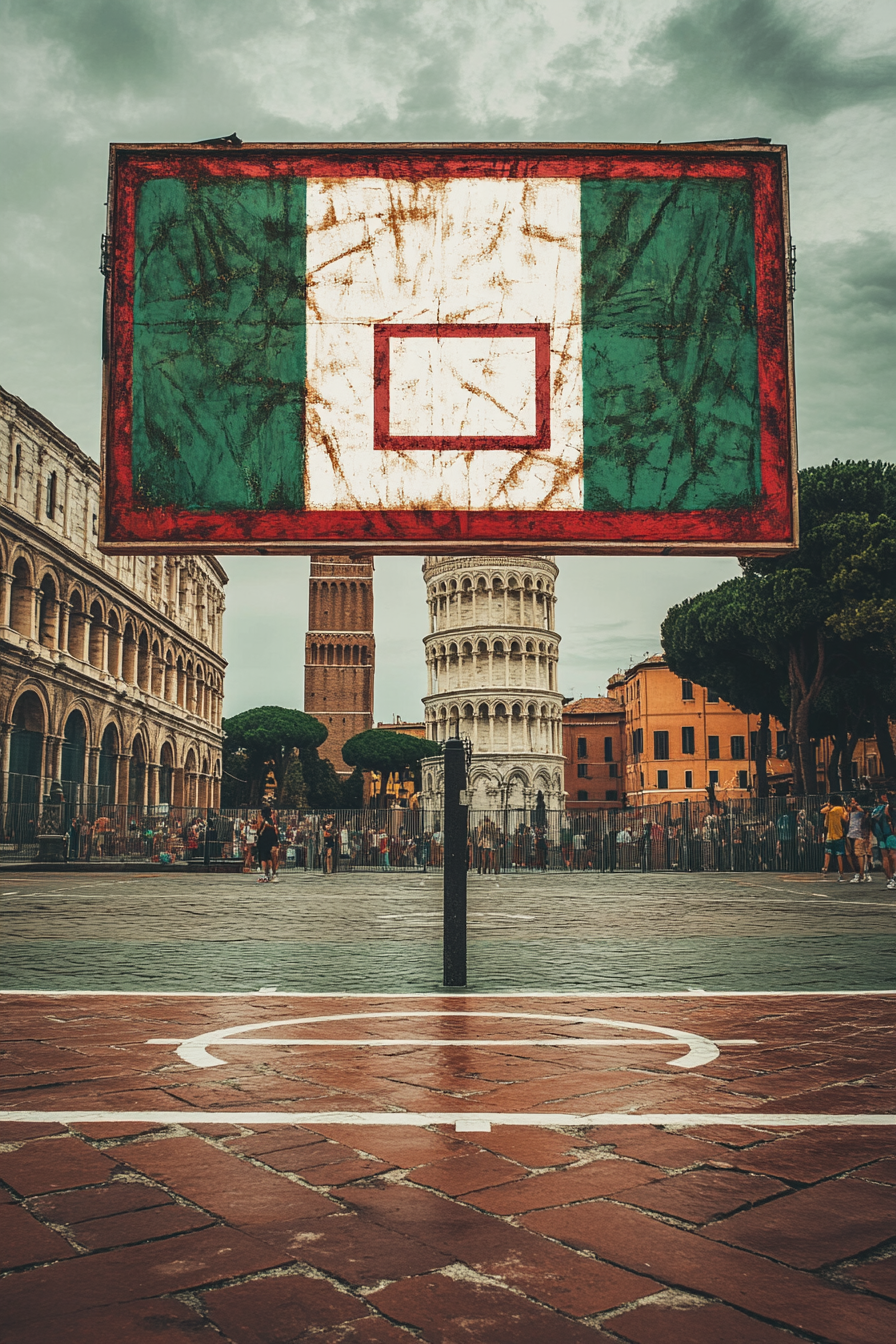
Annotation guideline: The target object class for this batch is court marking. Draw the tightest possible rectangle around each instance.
[3,989,894,998]
[1,1110,893,1129]
[147,1011,734,1070]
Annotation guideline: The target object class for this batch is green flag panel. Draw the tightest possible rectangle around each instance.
[581,178,761,513]
[132,176,306,511]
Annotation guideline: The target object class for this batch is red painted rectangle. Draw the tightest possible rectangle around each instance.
[373,324,551,453]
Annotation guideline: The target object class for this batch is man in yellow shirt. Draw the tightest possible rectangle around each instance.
[821,794,848,881]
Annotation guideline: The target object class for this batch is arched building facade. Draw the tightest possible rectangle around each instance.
[420,555,566,813]
[1,385,227,814]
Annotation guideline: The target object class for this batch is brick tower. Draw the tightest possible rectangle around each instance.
[304,557,375,777]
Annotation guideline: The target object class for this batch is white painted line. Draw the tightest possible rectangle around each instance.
[159,1011,724,1070]
[146,1036,759,1048]
[1,1110,893,1127]
[4,989,895,999]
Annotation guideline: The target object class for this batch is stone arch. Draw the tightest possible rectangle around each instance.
[98,721,120,804]
[37,573,57,648]
[87,599,105,669]
[66,588,86,659]
[136,628,151,691]
[60,709,88,806]
[9,689,45,805]
[128,733,147,807]
[106,609,122,678]
[10,556,33,638]
[121,622,137,683]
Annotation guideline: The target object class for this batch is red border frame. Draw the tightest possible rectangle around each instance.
[373,323,550,452]
[102,143,796,554]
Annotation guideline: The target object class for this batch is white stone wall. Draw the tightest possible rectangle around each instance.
[421,555,566,812]
[0,385,227,809]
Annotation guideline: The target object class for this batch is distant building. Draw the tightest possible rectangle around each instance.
[368,718,426,808]
[420,554,565,812]
[1,385,226,813]
[562,697,625,807]
[304,556,374,778]
[610,654,790,804]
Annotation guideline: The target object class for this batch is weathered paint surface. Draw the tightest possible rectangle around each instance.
[103,144,795,553]
[132,176,306,511]
[304,176,583,512]
[581,178,761,513]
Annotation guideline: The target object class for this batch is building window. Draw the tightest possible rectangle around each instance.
[577,790,589,801]
[14,444,21,488]
[577,763,588,777]
[708,735,720,760]
[657,769,669,789]
[632,728,643,757]
[681,726,695,755]
[737,770,750,789]
[750,730,771,760]
[605,789,618,800]
[45,473,57,518]
[709,769,719,787]
[684,769,693,789]
[604,736,614,762]
[654,730,669,760]
[730,735,746,759]
[707,689,720,703]
[577,736,587,758]
[776,730,789,759]
[681,679,693,700]
[608,763,617,778]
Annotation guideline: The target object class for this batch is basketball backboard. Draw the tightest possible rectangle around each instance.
[100,141,796,555]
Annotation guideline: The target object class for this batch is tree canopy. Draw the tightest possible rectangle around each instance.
[662,460,896,793]
[222,706,327,805]
[342,729,442,805]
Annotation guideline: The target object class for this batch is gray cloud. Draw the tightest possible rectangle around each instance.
[643,0,896,120]
[0,0,893,717]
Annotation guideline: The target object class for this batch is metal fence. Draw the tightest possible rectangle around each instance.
[0,796,883,874]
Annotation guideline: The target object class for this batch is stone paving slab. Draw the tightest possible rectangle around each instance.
[0,991,894,1342]
[3,869,894,992]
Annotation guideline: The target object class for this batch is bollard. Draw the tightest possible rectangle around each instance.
[443,737,468,986]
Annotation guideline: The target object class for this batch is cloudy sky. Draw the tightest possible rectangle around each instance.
[2,0,894,720]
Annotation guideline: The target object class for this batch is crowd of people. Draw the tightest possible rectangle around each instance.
[5,790,895,879]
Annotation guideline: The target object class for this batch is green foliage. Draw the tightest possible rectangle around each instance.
[222,706,327,804]
[663,461,896,792]
[302,749,344,810]
[342,729,442,805]
[279,754,308,808]
[341,764,365,808]
[221,746,249,808]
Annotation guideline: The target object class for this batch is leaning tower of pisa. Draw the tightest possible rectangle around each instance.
[419,555,566,814]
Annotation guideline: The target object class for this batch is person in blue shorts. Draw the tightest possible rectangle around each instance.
[871,790,896,890]
[820,794,848,881]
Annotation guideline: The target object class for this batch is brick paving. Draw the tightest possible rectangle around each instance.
[0,987,894,1342]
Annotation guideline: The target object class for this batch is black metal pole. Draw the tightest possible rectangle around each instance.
[443,737,467,986]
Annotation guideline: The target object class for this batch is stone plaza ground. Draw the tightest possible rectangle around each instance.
[1,870,894,1342]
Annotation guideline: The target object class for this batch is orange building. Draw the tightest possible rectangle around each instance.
[561,698,625,808]
[364,718,427,808]
[614,655,790,804]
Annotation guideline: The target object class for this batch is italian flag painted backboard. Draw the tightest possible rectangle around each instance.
[101,143,796,554]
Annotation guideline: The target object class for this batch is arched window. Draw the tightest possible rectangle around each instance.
[67,590,85,659]
[60,711,87,807]
[9,692,44,806]
[38,575,57,648]
[128,737,146,807]
[98,724,118,804]
[10,558,32,638]
[159,742,175,805]
[88,601,104,668]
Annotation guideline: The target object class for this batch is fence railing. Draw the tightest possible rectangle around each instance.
[0,796,883,874]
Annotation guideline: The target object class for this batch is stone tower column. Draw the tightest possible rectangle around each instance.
[304,556,375,777]
[420,555,566,815]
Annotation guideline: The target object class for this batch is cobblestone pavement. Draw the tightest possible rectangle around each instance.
[2,873,894,1341]
[2,868,895,993]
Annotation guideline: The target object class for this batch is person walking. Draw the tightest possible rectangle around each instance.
[254,806,280,883]
[820,794,849,881]
[848,796,874,883]
[871,790,896,889]
[322,815,338,875]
